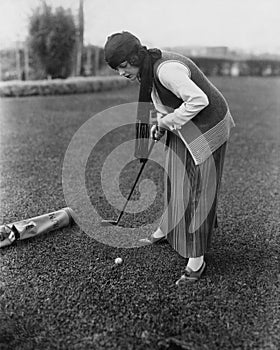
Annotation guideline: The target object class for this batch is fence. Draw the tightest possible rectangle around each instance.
[1,44,280,81]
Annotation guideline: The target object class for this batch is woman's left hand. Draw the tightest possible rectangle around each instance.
[157,113,176,130]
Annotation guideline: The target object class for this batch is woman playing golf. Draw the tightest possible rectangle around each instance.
[104,31,235,285]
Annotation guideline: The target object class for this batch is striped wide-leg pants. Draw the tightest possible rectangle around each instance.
[159,132,227,258]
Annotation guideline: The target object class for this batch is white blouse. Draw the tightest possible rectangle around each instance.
[151,61,209,130]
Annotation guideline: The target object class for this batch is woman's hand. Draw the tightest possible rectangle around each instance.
[150,124,166,141]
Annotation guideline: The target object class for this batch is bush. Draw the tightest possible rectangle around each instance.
[0,76,130,97]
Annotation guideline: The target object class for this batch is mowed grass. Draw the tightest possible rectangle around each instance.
[0,77,279,350]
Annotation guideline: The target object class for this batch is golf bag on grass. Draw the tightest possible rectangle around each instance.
[0,207,74,248]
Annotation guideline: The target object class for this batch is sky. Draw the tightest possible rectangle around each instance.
[0,0,279,53]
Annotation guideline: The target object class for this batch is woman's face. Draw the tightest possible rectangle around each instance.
[117,61,139,81]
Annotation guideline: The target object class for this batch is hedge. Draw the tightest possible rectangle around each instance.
[0,76,130,97]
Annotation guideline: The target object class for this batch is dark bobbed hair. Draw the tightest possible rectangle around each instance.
[104,31,145,69]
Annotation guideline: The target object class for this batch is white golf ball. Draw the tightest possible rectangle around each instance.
[115,257,123,264]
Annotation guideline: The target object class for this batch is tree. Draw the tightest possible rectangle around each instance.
[28,2,76,79]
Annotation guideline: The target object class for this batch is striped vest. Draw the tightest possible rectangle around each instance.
[153,51,235,164]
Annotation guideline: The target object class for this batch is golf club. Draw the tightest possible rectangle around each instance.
[101,140,156,226]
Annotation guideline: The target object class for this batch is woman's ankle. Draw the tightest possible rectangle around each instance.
[187,256,204,272]
[152,227,164,238]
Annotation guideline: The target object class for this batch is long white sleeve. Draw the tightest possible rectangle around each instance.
[153,61,209,130]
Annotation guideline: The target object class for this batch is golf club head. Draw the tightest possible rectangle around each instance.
[101,220,118,227]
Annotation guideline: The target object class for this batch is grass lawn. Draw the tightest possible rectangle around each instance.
[0,77,279,350]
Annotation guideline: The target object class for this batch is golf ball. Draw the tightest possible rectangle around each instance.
[115,257,123,264]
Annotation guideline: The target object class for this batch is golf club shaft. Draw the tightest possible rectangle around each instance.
[115,140,155,224]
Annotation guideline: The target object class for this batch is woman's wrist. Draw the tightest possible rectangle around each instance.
[158,117,167,129]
